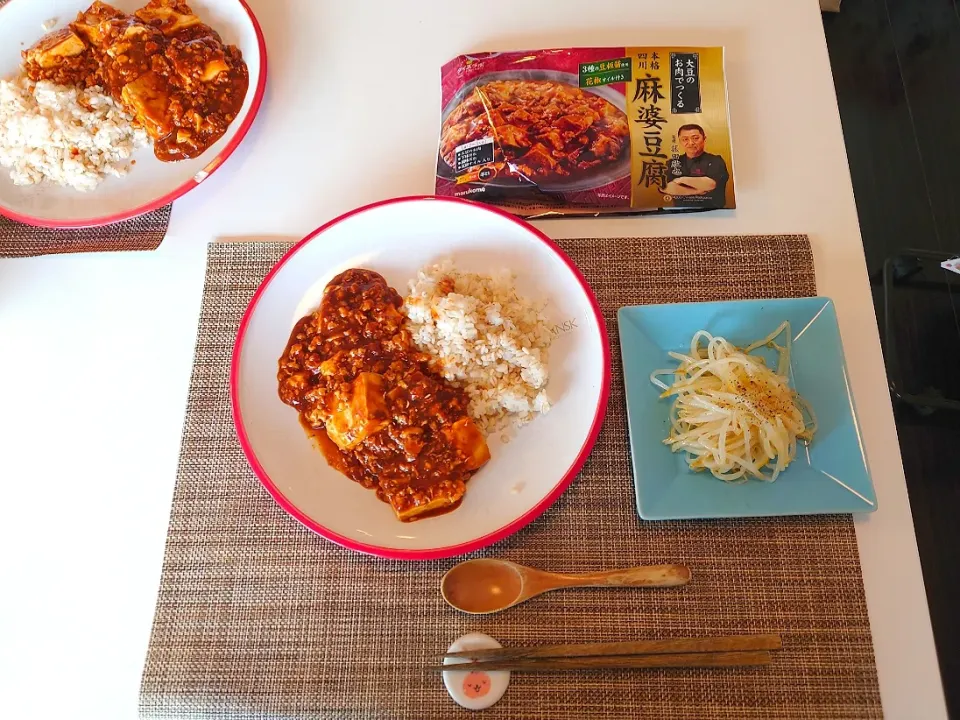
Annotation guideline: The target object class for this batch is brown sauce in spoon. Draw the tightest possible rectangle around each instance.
[442,560,524,613]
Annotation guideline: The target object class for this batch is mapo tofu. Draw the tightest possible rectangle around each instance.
[440,79,629,181]
[22,28,102,87]
[22,0,249,162]
[278,269,491,522]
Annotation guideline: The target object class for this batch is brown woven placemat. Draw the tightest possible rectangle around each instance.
[0,206,171,258]
[139,235,882,720]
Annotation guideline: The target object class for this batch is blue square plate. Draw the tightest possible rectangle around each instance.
[617,297,877,520]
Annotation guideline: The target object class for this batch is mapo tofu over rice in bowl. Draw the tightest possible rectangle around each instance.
[232,196,610,558]
[278,261,554,523]
[0,0,264,224]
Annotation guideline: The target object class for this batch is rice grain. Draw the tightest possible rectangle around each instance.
[405,261,553,434]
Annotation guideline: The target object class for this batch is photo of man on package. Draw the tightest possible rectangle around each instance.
[665,124,730,208]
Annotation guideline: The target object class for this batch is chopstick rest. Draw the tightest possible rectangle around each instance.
[443,633,511,710]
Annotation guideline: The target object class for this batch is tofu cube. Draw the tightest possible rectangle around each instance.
[135,0,205,37]
[121,71,173,138]
[25,29,88,69]
[325,372,390,451]
[388,479,466,522]
[444,417,491,471]
[72,2,127,48]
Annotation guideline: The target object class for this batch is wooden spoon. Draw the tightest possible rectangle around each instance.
[441,558,691,615]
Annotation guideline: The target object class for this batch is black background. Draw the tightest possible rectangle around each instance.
[824,0,960,714]
[669,52,701,114]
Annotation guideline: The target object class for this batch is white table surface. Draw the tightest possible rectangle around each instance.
[0,1,946,718]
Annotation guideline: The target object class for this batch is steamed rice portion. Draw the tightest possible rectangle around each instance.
[405,261,553,434]
[0,77,147,191]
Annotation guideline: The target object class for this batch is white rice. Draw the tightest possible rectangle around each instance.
[405,261,553,434]
[0,76,147,191]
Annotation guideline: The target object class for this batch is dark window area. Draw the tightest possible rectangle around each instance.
[824,0,960,714]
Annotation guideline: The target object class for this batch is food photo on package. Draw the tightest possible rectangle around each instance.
[436,47,737,218]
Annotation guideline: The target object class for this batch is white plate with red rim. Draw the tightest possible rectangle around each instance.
[231,196,611,560]
[0,0,267,228]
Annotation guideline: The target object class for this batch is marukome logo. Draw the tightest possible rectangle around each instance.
[549,317,579,337]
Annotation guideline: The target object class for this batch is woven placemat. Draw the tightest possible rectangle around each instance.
[140,235,882,720]
[0,206,172,258]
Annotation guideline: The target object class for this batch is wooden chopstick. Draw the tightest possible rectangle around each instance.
[432,650,772,672]
[443,634,782,662]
